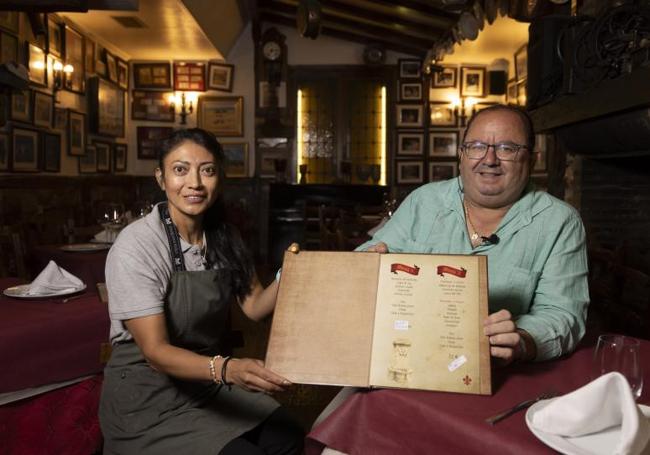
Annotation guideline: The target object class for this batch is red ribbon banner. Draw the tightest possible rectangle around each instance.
[390,263,420,275]
[437,265,467,278]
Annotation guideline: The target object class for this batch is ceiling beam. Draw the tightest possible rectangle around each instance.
[0,0,139,11]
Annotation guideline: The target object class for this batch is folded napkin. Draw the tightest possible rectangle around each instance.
[93,229,111,243]
[530,372,650,455]
[27,260,84,295]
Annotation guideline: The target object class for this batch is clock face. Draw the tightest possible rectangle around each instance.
[263,41,282,61]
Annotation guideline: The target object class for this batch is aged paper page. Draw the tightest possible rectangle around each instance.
[368,254,490,394]
[265,251,380,387]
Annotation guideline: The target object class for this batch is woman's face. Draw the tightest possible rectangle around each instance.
[155,140,219,222]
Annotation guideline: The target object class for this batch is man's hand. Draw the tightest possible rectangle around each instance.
[483,309,529,366]
[365,242,389,253]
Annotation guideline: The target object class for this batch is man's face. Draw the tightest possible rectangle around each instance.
[459,110,533,209]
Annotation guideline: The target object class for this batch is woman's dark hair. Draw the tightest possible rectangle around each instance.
[158,128,255,301]
[462,104,535,151]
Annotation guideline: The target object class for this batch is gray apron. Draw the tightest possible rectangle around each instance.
[99,204,279,454]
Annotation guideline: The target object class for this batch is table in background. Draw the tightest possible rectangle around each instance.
[307,336,650,455]
[31,244,109,286]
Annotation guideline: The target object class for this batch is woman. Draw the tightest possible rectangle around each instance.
[99,128,304,454]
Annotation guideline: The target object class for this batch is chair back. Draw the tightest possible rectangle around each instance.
[0,225,28,279]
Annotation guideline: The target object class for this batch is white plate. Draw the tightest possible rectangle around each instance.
[526,399,650,455]
[60,243,111,252]
[2,283,87,299]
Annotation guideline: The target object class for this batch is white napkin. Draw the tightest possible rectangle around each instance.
[93,229,111,243]
[27,260,84,295]
[530,372,650,455]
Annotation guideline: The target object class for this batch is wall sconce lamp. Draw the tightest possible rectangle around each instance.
[168,92,198,125]
[450,95,477,126]
[52,60,73,102]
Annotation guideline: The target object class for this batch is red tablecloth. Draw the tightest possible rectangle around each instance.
[30,245,109,286]
[307,337,650,455]
[0,277,110,393]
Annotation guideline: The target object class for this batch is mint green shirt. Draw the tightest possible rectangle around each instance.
[360,178,589,361]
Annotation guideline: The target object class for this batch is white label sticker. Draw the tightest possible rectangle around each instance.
[394,320,409,331]
[447,355,467,372]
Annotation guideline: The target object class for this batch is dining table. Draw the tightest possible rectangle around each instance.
[306,332,650,455]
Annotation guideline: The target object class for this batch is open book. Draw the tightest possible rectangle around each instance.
[265,251,491,395]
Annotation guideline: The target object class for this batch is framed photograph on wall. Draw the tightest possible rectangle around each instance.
[429,131,459,157]
[88,77,125,137]
[131,90,174,122]
[11,89,31,123]
[0,31,18,64]
[54,107,67,131]
[114,143,127,172]
[117,58,129,89]
[95,43,106,77]
[515,44,527,82]
[64,26,85,93]
[221,142,249,178]
[95,141,111,172]
[396,104,423,128]
[460,66,485,97]
[33,91,53,128]
[105,51,118,83]
[27,42,47,86]
[398,59,422,79]
[396,160,423,184]
[397,132,424,156]
[208,62,234,91]
[174,61,206,91]
[429,102,457,127]
[197,96,244,136]
[0,132,9,171]
[42,132,61,172]
[0,11,19,34]
[12,127,39,172]
[47,15,63,58]
[432,66,457,88]
[67,110,86,156]
[429,162,458,182]
[399,81,422,101]
[137,126,174,160]
[133,62,172,89]
[79,145,96,174]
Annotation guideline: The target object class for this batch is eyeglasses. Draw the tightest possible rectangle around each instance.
[460,141,529,161]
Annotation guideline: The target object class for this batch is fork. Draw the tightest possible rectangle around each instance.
[485,391,558,425]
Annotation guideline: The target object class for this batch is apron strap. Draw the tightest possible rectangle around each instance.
[158,202,186,272]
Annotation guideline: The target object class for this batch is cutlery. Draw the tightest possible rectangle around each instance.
[485,391,559,425]
[61,294,84,303]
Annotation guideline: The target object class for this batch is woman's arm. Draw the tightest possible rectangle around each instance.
[239,275,279,322]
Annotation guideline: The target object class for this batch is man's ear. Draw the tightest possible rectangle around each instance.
[155,168,165,190]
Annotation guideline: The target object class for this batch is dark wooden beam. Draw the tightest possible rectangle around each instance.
[326,0,456,28]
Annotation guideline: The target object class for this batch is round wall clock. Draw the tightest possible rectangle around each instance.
[263,41,282,61]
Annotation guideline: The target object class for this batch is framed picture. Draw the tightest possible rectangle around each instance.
[396,104,423,128]
[0,11,19,34]
[432,66,458,88]
[67,110,86,156]
[429,102,457,127]
[197,96,244,136]
[85,37,95,74]
[11,89,31,123]
[221,142,249,178]
[54,107,67,131]
[27,43,47,86]
[47,15,63,58]
[429,162,458,182]
[0,31,18,64]
[64,26,85,93]
[507,78,518,104]
[208,62,234,91]
[33,91,53,128]
[117,58,128,89]
[12,127,39,172]
[88,77,125,137]
[533,133,548,174]
[131,90,174,122]
[0,133,9,171]
[105,51,117,83]
[42,132,61,172]
[429,131,459,157]
[133,62,172,89]
[396,160,423,184]
[399,81,422,101]
[460,66,485,97]
[515,44,527,82]
[113,143,127,172]
[174,61,206,91]
[79,145,96,174]
[95,43,106,77]
[95,141,111,172]
[137,126,173,160]
[397,132,424,156]
[398,59,422,79]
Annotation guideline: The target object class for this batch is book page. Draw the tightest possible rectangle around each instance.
[368,254,490,394]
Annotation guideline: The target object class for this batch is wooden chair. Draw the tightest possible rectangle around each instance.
[0,225,28,279]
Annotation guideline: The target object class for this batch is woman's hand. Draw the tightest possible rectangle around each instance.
[365,241,389,253]
[483,309,526,366]
[225,358,292,394]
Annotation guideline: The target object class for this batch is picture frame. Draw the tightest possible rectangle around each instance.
[10,89,31,123]
[432,66,458,88]
[507,78,518,104]
[515,43,527,83]
[131,90,174,122]
[79,145,96,174]
[0,31,18,64]
[117,58,128,89]
[54,107,67,131]
[174,61,206,91]
[221,142,249,178]
[396,160,423,184]
[33,91,53,128]
[133,62,172,89]
[67,110,86,156]
[42,132,61,172]
[397,132,424,156]
[398,59,422,79]
[429,131,459,157]
[533,133,548,174]
[137,126,174,160]
[105,51,117,83]
[0,11,19,34]
[47,15,63,58]
[64,26,85,93]
[396,104,423,128]
[95,43,106,78]
[208,62,234,91]
[399,81,422,101]
[460,66,485,97]
[429,162,458,182]
[113,143,127,172]
[88,77,125,137]
[0,132,9,171]
[27,42,47,86]
[429,102,457,127]
[85,37,95,74]
[12,127,39,172]
[95,141,111,172]
[197,96,244,136]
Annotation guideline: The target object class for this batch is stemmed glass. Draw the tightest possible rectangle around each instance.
[592,334,643,400]
[96,203,125,242]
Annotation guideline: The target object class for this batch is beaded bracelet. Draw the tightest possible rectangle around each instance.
[221,356,233,387]
[209,355,223,384]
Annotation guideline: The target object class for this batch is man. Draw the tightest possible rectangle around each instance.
[363,105,589,364]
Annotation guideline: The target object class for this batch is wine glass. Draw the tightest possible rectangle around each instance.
[592,334,643,400]
[132,200,153,219]
[96,203,125,242]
